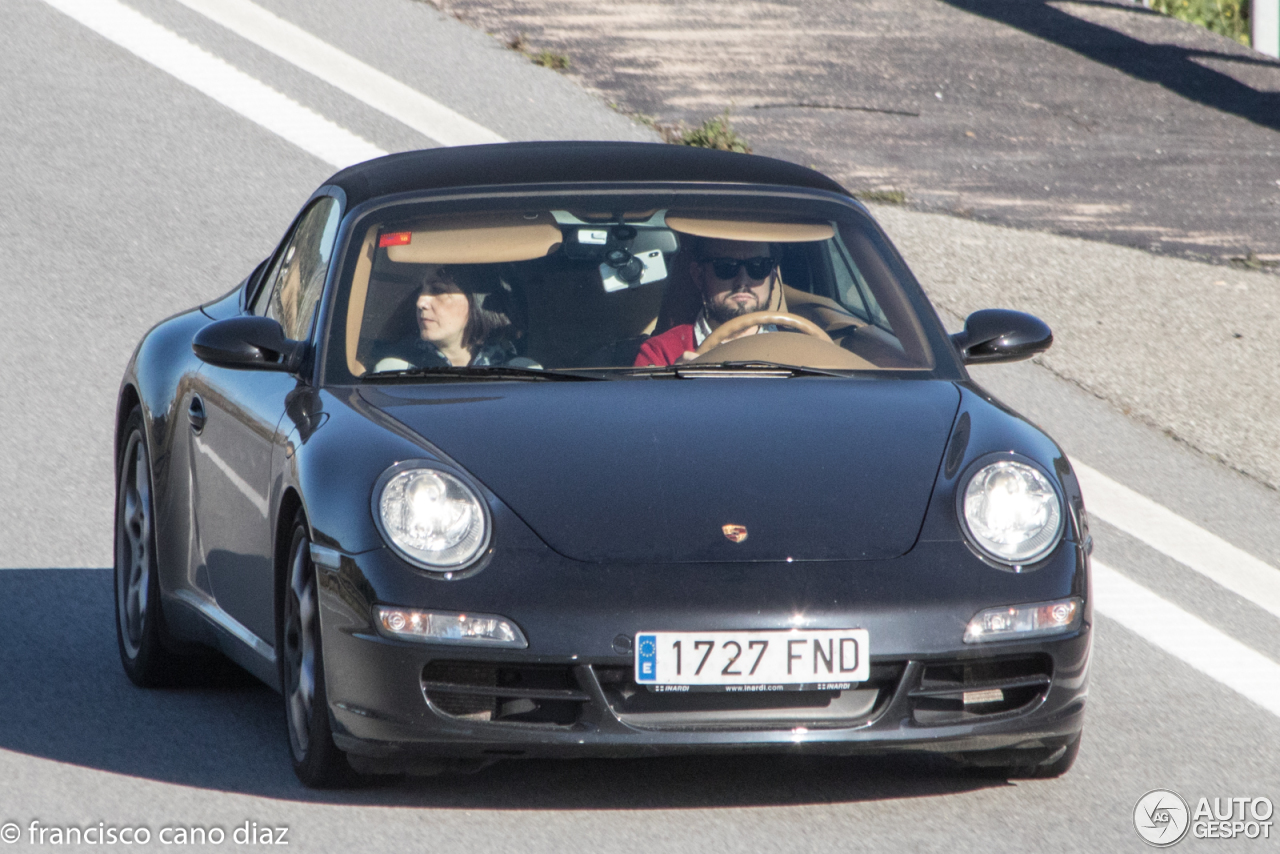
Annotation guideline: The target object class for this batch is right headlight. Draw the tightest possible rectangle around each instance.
[375,464,490,571]
[960,459,1064,566]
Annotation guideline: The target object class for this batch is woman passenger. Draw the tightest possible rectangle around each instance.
[373,265,517,370]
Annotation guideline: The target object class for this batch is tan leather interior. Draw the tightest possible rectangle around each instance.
[782,286,915,367]
[783,286,866,337]
[385,213,562,264]
[345,227,379,375]
[666,216,834,243]
[690,332,876,370]
[694,311,831,356]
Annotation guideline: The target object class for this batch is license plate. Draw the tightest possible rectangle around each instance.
[634,629,869,692]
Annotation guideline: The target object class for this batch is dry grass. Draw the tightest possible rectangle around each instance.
[855,189,908,205]
[1150,0,1249,45]
[503,32,570,72]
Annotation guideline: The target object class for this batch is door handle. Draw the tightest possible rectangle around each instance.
[188,394,206,434]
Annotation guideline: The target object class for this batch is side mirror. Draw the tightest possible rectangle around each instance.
[951,309,1052,365]
[193,317,305,372]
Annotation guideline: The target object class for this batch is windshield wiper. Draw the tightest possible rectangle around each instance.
[365,365,602,381]
[623,361,848,379]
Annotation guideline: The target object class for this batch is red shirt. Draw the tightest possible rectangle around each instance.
[634,324,695,366]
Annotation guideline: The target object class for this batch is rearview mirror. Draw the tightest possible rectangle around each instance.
[951,309,1052,365]
[193,316,305,372]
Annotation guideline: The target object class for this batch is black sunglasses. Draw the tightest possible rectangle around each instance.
[701,256,777,280]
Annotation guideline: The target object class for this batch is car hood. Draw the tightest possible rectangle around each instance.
[359,379,960,563]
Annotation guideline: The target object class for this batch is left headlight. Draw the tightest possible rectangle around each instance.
[375,465,490,570]
[960,459,1064,566]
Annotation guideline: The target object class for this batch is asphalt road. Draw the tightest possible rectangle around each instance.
[445,0,1280,266]
[1,1,1278,852]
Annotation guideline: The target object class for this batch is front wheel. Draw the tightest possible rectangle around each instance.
[280,510,351,787]
[114,407,185,686]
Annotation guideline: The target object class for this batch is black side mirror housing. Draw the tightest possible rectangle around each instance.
[193,316,305,372]
[951,309,1053,365]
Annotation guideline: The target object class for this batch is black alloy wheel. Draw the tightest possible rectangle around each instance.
[114,407,183,686]
[280,510,350,787]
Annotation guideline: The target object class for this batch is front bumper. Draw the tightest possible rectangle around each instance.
[315,539,1091,767]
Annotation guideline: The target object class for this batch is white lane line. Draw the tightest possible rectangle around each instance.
[1077,462,1280,622]
[41,0,386,170]
[1094,560,1280,719]
[173,0,507,147]
[192,438,268,518]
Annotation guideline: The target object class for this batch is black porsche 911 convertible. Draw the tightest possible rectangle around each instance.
[114,141,1090,787]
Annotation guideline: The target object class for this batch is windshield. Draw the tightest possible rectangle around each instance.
[324,191,942,382]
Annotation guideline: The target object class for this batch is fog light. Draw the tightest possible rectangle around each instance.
[375,606,528,647]
[963,597,1082,643]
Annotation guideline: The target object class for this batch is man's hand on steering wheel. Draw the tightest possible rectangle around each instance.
[691,311,833,360]
[674,321,762,363]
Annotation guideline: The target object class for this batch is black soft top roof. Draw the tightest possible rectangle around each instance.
[326,141,850,207]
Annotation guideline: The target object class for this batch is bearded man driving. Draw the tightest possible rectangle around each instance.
[634,238,780,367]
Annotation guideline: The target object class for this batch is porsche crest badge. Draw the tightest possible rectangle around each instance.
[722,524,748,543]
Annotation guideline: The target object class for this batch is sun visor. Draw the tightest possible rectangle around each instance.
[383,213,561,264]
[665,216,834,243]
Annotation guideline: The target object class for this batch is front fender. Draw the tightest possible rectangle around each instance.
[917,382,1083,546]
[117,306,214,600]
[281,386,445,556]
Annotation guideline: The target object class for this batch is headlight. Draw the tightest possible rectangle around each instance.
[964,597,1082,643]
[375,606,527,647]
[375,465,490,570]
[960,459,1063,566]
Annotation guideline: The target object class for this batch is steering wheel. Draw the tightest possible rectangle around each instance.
[693,311,833,358]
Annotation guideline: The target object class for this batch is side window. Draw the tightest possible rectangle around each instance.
[827,237,891,331]
[253,198,341,341]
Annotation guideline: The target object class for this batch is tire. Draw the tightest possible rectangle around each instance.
[114,407,184,686]
[280,510,351,787]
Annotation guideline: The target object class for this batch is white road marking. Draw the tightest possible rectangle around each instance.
[1076,462,1280,622]
[1093,560,1280,718]
[192,438,269,518]
[40,0,386,170]
[173,0,507,147]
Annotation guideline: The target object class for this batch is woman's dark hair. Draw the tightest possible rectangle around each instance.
[425,265,512,350]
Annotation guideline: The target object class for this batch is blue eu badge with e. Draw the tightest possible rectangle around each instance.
[636,634,657,682]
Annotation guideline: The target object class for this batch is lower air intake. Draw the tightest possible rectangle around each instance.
[594,662,904,730]
[909,654,1052,725]
[421,661,589,726]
